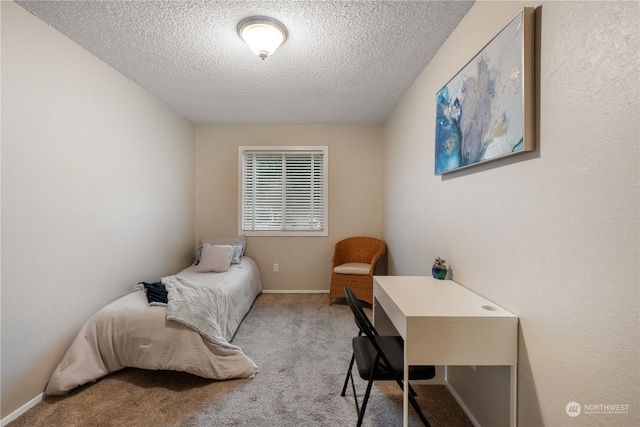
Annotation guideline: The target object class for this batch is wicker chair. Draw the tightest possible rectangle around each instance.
[328,237,387,306]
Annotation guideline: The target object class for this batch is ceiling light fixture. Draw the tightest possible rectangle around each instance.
[237,16,288,60]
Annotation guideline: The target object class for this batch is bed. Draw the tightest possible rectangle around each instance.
[45,238,262,396]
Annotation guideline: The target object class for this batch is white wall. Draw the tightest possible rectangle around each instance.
[382,1,639,426]
[1,1,196,419]
[195,125,382,292]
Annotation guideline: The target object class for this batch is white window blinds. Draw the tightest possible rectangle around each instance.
[240,147,328,235]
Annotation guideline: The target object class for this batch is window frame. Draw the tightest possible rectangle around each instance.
[238,146,329,237]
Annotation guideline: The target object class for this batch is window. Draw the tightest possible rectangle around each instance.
[239,146,328,236]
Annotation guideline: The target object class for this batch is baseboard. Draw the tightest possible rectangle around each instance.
[445,379,481,427]
[261,290,329,294]
[1,393,43,427]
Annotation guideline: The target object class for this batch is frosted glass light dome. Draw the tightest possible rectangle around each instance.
[238,16,288,60]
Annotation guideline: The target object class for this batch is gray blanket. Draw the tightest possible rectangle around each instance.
[162,275,239,350]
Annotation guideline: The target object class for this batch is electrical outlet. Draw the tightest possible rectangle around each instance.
[273,263,279,272]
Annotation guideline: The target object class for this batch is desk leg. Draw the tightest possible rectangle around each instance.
[403,343,409,427]
[510,364,518,427]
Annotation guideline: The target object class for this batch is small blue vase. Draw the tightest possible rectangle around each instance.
[432,266,447,280]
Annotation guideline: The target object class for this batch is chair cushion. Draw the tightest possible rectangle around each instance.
[334,263,371,275]
[352,336,436,381]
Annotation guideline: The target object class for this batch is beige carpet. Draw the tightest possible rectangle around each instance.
[10,294,473,426]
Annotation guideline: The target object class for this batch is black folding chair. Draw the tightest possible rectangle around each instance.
[341,286,435,426]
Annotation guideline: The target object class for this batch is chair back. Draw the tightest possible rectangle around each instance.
[344,286,378,337]
[344,286,397,374]
[333,237,386,268]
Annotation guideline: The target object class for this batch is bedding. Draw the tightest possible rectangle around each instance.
[45,256,262,396]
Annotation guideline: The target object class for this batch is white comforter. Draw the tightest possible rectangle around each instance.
[45,257,262,396]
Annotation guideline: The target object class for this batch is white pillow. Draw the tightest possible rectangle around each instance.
[194,244,244,265]
[200,235,246,255]
[196,244,235,273]
[195,235,247,264]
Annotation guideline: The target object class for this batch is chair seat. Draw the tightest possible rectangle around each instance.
[334,263,371,275]
[352,336,436,381]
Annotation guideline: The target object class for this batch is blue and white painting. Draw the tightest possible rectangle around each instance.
[435,10,531,174]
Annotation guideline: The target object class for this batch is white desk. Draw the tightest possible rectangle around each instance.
[373,276,519,427]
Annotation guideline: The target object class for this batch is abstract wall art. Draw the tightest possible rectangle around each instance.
[435,8,536,175]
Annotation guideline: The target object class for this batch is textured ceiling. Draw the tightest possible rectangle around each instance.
[16,1,474,125]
